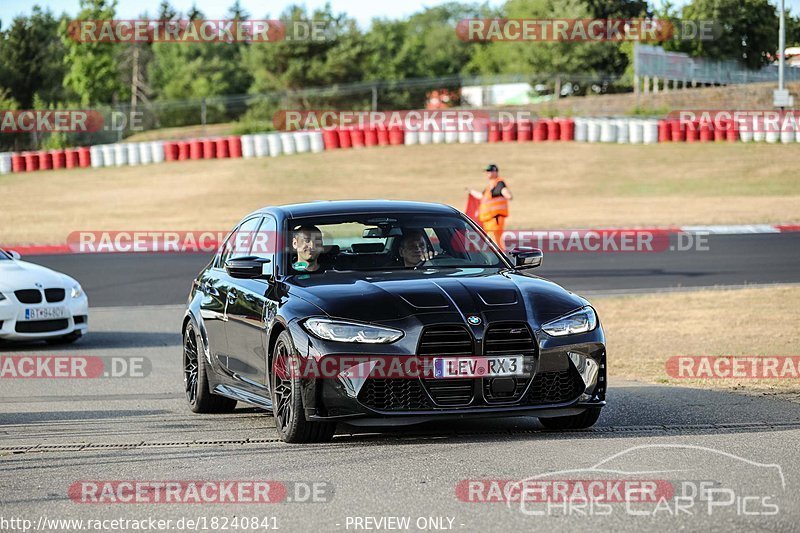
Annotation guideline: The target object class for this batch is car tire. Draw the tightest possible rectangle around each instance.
[538,407,602,430]
[183,322,237,414]
[45,331,82,345]
[270,330,336,444]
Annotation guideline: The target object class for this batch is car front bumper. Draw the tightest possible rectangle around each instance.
[0,294,89,341]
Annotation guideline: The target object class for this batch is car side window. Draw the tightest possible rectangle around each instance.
[219,216,262,267]
[250,216,277,277]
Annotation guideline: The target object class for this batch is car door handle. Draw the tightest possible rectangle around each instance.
[227,289,238,304]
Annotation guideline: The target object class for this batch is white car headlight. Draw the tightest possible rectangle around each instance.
[542,306,597,337]
[303,318,403,344]
[71,284,84,298]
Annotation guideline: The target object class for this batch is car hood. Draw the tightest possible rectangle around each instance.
[0,260,75,292]
[287,268,587,329]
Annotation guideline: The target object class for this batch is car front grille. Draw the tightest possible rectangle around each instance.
[15,319,69,333]
[357,378,432,411]
[15,289,42,304]
[45,288,65,302]
[418,325,475,406]
[524,367,585,405]
[483,322,537,403]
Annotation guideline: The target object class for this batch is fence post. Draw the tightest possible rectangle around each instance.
[371,85,378,111]
[201,98,207,126]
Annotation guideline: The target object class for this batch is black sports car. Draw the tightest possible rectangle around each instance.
[182,200,606,443]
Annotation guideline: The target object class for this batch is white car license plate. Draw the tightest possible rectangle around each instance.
[23,307,67,321]
[433,355,524,379]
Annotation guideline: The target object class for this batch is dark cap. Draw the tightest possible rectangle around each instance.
[485,164,498,172]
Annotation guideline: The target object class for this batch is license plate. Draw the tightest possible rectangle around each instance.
[23,307,67,321]
[433,355,524,379]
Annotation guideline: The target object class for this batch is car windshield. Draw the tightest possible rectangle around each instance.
[286,213,506,273]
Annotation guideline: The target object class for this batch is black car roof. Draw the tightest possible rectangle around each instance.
[255,200,462,219]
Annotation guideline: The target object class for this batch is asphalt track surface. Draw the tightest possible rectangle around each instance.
[1,233,799,532]
[21,232,800,307]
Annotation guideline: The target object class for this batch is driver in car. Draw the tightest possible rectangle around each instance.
[398,230,433,267]
[292,225,326,272]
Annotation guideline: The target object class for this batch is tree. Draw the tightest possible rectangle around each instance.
[60,0,127,105]
[0,7,69,107]
[673,0,778,69]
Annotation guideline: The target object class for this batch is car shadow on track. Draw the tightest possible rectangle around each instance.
[0,331,180,352]
[328,381,800,444]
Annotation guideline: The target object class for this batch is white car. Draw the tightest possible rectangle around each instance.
[0,249,89,344]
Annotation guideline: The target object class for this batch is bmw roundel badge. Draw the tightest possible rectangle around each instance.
[467,315,482,326]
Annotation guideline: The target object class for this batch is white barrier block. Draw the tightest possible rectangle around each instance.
[101,144,116,166]
[90,146,104,168]
[127,143,141,165]
[138,142,152,164]
[404,130,419,145]
[269,133,285,156]
[432,130,446,144]
[628,119,643,144]
[112,144,127,166]
[150,141,164,163]
[279,132,296,155]
[780,116,796,144]
[573,118,587,142]
[600,119,617,143]
[308,131,325,153]
[294,132,311,153]
[254,133,270,157]
[444,130,458,144]
[241,134,255,158]
[418,130,433,145]
[587,120,601,143]
[615,119,629,143]
[457,130,473,144]
[642,120,659,144]
[0,152,11,174]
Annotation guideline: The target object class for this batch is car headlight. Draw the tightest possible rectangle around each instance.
[70,284,84,298]
[542,306,597,337]
[303,318,404,344]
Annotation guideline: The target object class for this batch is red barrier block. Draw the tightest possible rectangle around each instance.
[38,151,52,170]
[78,147,91,167]
[364,127,378,147]
[669,120,685,142]
[546,119,560,141]
[685,121,699,143]
[51,150,66,169]
[377,125,390,146]
[699,122,713,142]
[559,118,575,141]
[65,148,79,168]
[322,129,340,149]
[500,121,517,142]
[215,138,229,158]
[713,120,727,141]
[658,120,671,142]
[202,139,216,159]
[337,128,353,149]
[516,120,532,142]
[726,120,738,142]
[488,121,501,143]
[388,126,404,145]
[189,140,203,159]
[24,152,40,172]
[177,141,190,160]
[11,153,24,172]
[164,142,178,161]
[533,120,547,142]
[228,136,242,158]
[350,128,366,148]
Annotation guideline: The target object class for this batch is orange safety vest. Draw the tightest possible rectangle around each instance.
[478,177,509,222]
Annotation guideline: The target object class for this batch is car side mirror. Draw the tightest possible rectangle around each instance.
[7,250,21,260]
[509,247,543,270]
[225,256,272,279]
